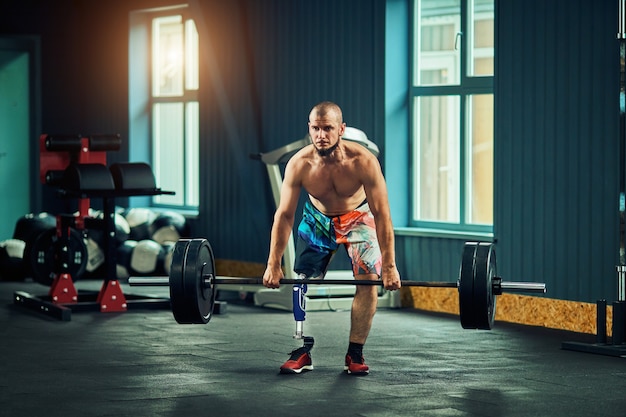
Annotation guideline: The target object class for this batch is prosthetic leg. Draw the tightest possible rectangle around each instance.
[278,275,315,373]
[293,273,314,350]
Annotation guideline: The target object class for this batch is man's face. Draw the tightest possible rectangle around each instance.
[308,111,346,157]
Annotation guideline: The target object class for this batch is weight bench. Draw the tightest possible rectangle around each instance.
[14,134,174,320]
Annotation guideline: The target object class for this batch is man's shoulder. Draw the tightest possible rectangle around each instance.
[290,144,314,164]
[342,140,378,164]
[285,145,314,175]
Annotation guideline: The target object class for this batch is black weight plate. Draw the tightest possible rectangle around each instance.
[170,239,193,323]
[459,242,479,329]
[184,239,216,324]
[473,242,496,330]
[170,239,216,324]
[29,227,88,286]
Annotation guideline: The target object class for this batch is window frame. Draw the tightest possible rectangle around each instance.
[129,5,200,212]
[409,0,494,234]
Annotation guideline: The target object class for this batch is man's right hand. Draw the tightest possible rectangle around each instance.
[262,265,284,289]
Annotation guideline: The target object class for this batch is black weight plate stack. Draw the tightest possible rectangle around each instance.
[473,242,496,330]
[459,242,478,329]
[170,239,192,323]
[169,239,216,324]
[28,227,88,286]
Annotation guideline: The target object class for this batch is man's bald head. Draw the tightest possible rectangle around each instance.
[309,101,343,124]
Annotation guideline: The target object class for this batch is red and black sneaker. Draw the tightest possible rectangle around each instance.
[344,353,369,376]
[279,346,314,374]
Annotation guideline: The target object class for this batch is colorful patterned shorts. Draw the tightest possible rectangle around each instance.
[294,200,382,278]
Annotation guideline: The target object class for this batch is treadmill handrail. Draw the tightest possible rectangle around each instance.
[258,127,379,166]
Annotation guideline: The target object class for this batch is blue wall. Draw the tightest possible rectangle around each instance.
[191,0,386,266]
[391,0,621,303]
[495,0,619,302]
[0,0,621,303]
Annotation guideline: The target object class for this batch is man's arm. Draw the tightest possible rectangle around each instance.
[361,155,401,290]
[263,157,303,288]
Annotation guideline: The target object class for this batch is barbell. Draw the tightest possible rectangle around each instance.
[128,238,547,330]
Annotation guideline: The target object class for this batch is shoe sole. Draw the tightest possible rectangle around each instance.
[343,366,369,376]
[279,365,314,374]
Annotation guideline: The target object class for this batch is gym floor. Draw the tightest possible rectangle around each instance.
[1,278,625,417]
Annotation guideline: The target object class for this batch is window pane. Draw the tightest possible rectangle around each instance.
[414,0,460,86]
[468,0,494,76]
[185,101,199,206]
[153,102,184,205]
[413,95,460,222]
[185,19,199,91]
[466,94,493,224]
[152,15,183,97]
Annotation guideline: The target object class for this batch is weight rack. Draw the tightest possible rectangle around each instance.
[13,134,174,321]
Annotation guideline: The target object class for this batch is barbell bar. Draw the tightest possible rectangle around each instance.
[129,275,547,293]
[128,238,547,330]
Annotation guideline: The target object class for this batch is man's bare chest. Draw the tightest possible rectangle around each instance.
[302,165,363,200]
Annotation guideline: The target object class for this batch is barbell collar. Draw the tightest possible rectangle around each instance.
[499,281,546,294]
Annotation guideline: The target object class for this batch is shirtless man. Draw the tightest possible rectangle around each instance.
[262,101,401,375]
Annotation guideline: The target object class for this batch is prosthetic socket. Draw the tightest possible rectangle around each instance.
[293,273,315,349]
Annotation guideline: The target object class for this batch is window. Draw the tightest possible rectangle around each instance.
[411,0,494,232]
[129,6,199,210]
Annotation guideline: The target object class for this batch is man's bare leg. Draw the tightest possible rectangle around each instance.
[349,273,379,343]
[344,273,378,375]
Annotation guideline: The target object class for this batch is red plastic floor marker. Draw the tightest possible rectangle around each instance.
[97,280,128,313]
[49,273,78,304]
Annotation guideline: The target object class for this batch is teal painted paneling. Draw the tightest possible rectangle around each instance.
[396,236,466,283]
[0,50,30,240]
[0,0,620,304]
[389,0,620,304]
[495,0,619,302]
[385,0,411,227]
[193,0,386,262]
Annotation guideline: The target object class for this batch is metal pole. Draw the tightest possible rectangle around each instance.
[617,0,626,300]
[128,276,547,294]
[615,0,626,333]
[618,266,626,301]
[214,277,459,288]
[617,0,626,39]
[499,281,548,293]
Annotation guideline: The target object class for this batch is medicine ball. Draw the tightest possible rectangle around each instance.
[113,212,131,243]
[74,208,101,218]
[124,208,157,241]
[13,212,56,242]
[116,240,137,279]
[161,241,176,276]
[91,211,130,246]
[0,239,26,281]
[149,211,188,245]
[129,239,165,275]
[84,234,105,274]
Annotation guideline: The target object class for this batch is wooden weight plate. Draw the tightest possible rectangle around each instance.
[459,242,479,329]
[472,242,496,330]
[169,239,216,324]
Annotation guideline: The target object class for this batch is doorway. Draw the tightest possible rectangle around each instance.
[0,36,41,240]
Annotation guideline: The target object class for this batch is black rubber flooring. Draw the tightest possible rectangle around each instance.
[1,278,626,417]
